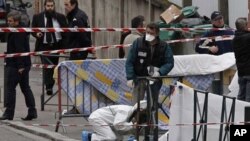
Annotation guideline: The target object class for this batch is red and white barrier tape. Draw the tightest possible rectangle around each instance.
[0,27,236,32]
[32,64,56,69]
[27,121,248,127]
[0,35,233,59]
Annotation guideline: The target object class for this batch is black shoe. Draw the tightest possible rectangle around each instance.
[88,133,92,141]
[46,89,53,95]
[64,107,80,115]
[0,116,13,120]
[21,114,37,121]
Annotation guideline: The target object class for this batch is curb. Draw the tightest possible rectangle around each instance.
[0,120,80,141]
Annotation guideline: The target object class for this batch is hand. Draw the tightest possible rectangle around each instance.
[36,32,43,38]
[152,71,160,77]
[18,68,25,74]
[127,80,134,88]
[209,46,219,54]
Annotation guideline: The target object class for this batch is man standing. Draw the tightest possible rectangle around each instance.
[125,23,174,140]
[126,22,174,104]
[64,0,92,60]
[195,11,234,55]
[0,11,37,121]
[32,0,68,95]
[232,17,250,102]
[119,15,145,58]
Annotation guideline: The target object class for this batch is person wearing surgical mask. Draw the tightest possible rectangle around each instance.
[125,22,174,105]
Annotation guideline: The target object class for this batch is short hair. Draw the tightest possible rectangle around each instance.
[7,11,21,22]
[44,0,55,6]
[131,15,144,28]
[70,0,78,7]
[146,22,160,34]
[235,17,248,31]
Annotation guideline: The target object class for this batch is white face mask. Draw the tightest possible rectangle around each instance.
[145,34,155,42]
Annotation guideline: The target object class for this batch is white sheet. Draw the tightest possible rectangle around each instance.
[168,53,236,76]
[169,82,250,141]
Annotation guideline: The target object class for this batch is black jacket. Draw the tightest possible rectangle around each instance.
[31,12,68,51]
[6,32,31,68]
[126,36,174,80]
[233,30,250,77]
[66,7,91,57]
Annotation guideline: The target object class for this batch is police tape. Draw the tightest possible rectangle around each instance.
[0,27,236,32]
[32,64,57,69]
[0,35,233,59]
[26,121,248,128]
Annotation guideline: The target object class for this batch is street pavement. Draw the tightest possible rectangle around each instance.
[0,1,91,140]
[0,39,89,141]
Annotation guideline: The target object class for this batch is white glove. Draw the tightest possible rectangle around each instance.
[152,71,160,77]
[127,80,134,88]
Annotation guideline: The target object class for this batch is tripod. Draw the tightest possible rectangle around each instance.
[134,77,164,141]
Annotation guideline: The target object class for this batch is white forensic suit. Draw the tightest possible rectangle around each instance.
[89,100,147,141]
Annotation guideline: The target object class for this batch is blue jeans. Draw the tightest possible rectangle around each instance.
[238,76,250,102]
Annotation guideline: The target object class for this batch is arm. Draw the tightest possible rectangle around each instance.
[75,14,91,47]
[59,14,69,49]
[125,40,138,80]
[31,15,39,38]
[159,44,174,75]
[15,33,29,69]
[195,32,214,54]
[113,110,133,132]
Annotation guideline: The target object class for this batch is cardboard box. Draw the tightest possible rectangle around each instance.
[223,69,236,85]
[160,5,183,24]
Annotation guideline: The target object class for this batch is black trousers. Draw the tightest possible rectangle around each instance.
[40,43,59,90]
[69,51,88,60]
[4,67,36,118]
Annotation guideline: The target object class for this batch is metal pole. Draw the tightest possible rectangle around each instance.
[148,0,151,17]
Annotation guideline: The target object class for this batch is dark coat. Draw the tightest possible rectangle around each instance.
[126,36,174,80]
[6,32,31,68]
[66,7,92,59]
[195,27,234,55]
[233,30,250,77]
[31,12,68,51]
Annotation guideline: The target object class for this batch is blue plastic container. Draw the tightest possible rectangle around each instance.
[127,135,136,141]
[82,131,90,141]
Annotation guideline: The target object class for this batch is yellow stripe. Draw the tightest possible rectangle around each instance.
[73,61,84,65]
[76,95,83,106]
[182,79,193,88]
[124,92,133,100]
[101,60,111,65]
[107,89,119,102]
[158,112,169,124]
[76,69,89,80]
[95,72,113,86]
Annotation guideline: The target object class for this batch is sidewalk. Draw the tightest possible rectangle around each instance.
[0,67,91,141]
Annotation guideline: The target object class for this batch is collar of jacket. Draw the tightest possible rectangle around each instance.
[131,30,144,36]
[67,7,78,21]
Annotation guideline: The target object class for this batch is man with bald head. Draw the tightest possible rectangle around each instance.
[233,17,250,102]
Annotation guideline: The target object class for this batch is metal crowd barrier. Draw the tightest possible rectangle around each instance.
[39,54,70,111]
[135,76,179,141]
[55,64,115,132]
[192,89,236,141]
